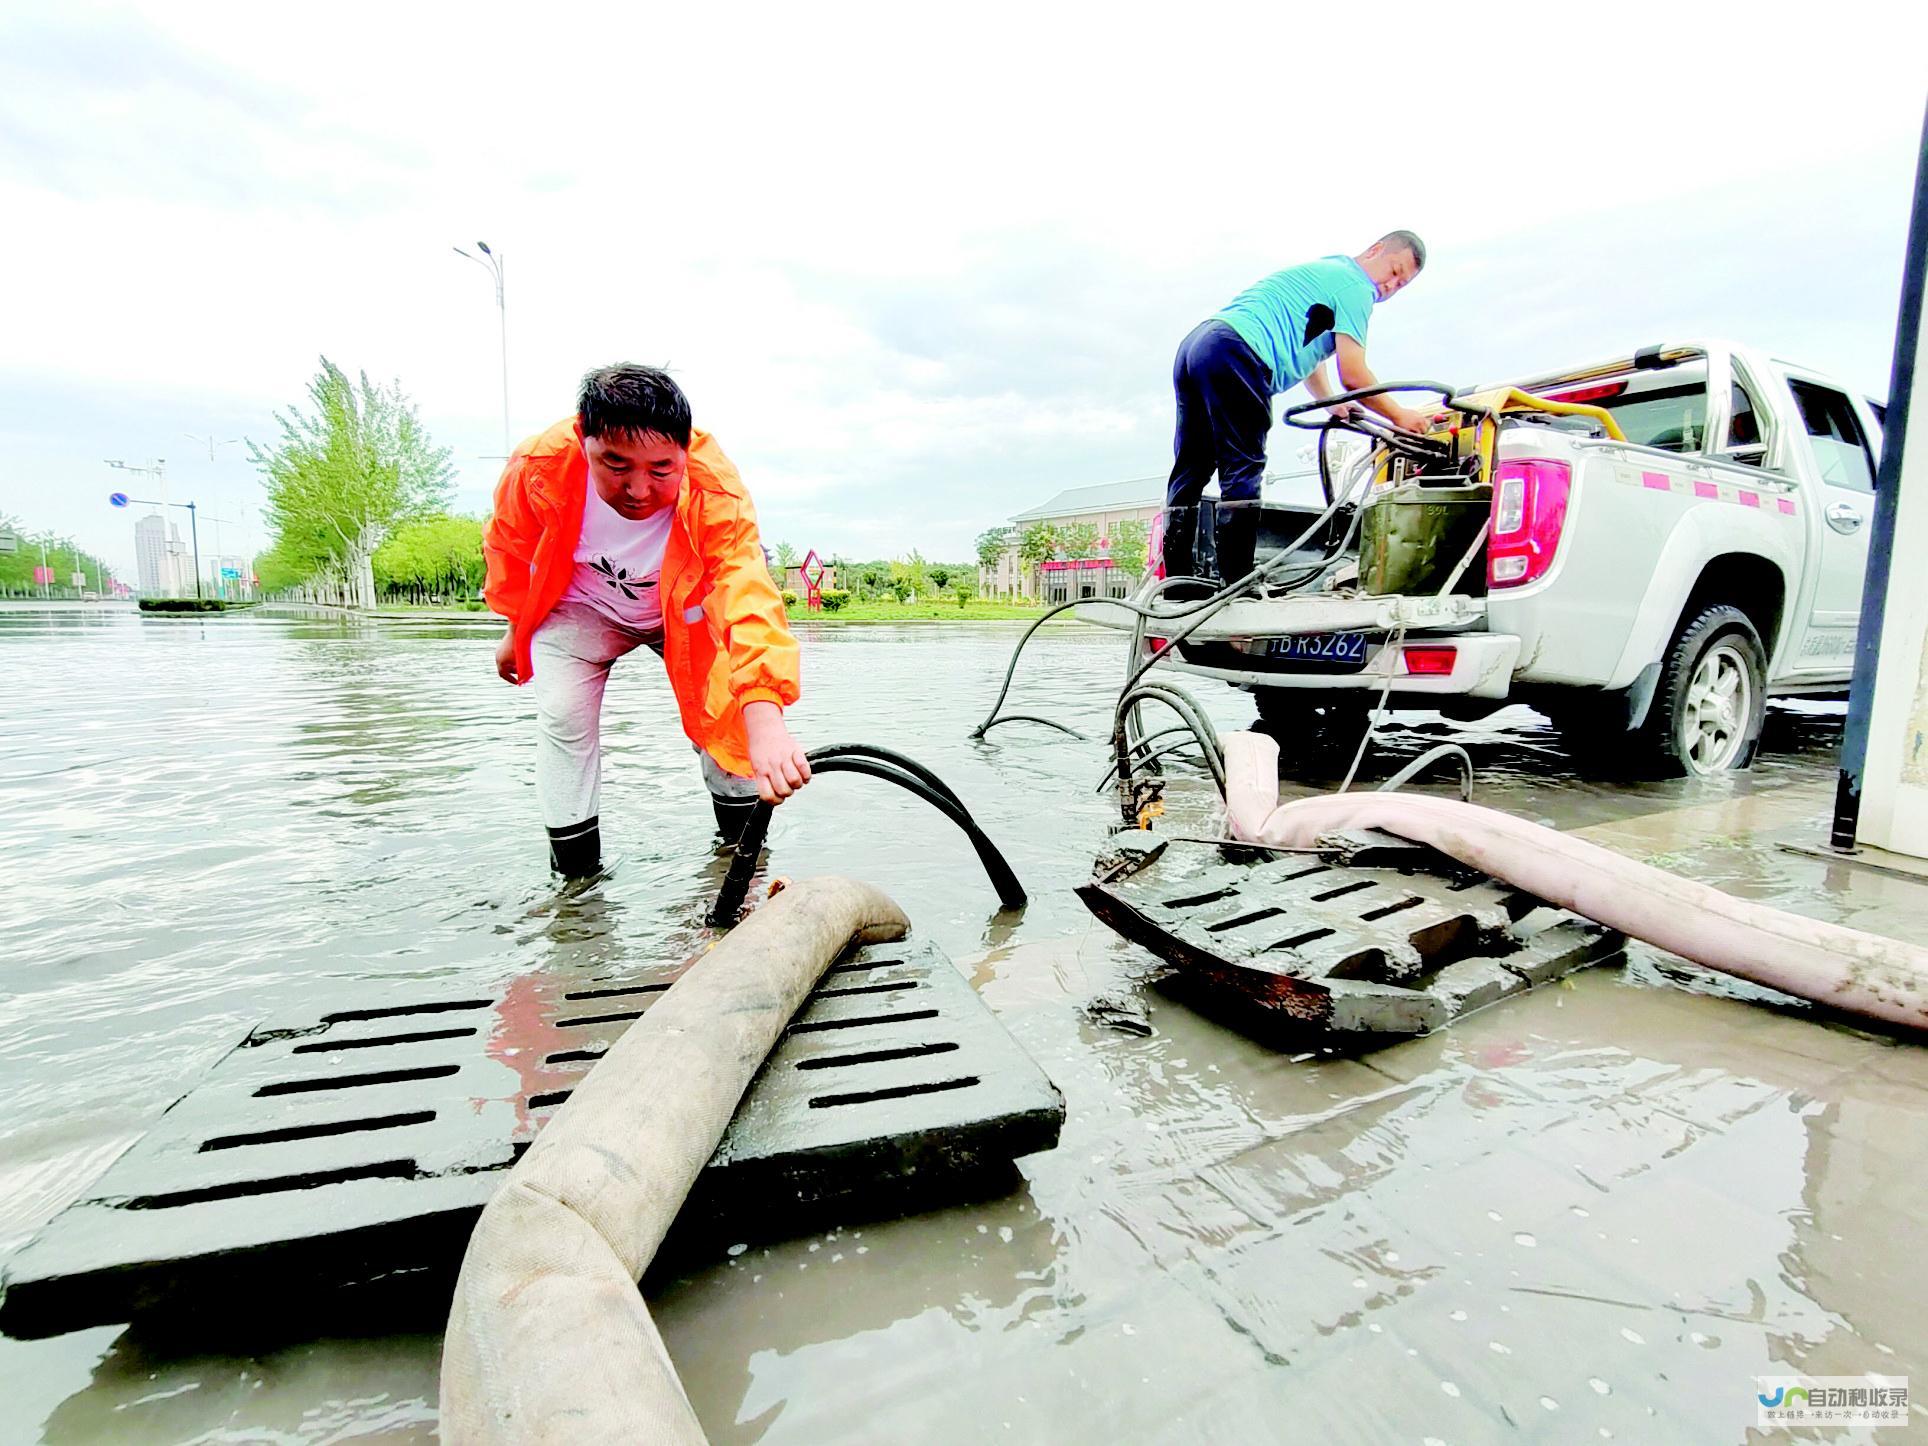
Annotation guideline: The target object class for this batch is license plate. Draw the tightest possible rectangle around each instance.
[1265,632,1369,671]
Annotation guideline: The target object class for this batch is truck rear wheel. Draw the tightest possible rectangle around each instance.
[1644,604,1768,776]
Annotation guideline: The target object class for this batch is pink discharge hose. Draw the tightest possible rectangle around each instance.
[1220,732,1928,1035]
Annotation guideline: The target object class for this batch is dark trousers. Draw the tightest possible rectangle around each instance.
[1165,320,1272,583]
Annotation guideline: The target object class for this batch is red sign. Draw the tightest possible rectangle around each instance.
[32,566,52,585]
[1040,558,1112,572]
[800,549,826,611]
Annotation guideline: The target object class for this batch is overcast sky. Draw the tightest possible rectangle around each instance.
[2,2,1924,578]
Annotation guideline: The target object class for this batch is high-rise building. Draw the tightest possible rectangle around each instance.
[134,513,189,595]
[134,514,168,594]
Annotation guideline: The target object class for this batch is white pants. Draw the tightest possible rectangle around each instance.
[529,601,758,830]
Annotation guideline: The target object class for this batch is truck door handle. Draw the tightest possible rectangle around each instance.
[1826,501,1864,535]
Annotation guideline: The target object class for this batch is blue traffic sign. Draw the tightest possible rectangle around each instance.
[109,492,129,508]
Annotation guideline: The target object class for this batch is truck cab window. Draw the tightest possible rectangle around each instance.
[1595,380,1708,453]
[1788,378,1876,492]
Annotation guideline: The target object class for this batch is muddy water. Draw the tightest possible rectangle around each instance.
[1,601,1922,1443]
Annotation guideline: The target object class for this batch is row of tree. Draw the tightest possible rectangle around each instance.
[973,517,1150,578]
[811,550,982,602]
[253,360,455,607]
[0,515,118,597]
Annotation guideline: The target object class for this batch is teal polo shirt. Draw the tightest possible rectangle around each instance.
[1216,256,1376,396]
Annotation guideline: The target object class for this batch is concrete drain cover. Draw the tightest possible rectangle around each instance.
[0,939,1063,1340]
[1077,834,1622,1040]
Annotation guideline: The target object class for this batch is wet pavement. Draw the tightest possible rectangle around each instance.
[0,601,1921,1443]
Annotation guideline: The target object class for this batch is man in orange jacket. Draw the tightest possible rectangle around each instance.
[484,364,810,876]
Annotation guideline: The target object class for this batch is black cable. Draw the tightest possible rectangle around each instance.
[803,742,968,809]
[1113,682,1226,807]
[1097,736,1211,792]
[706,748,1026,927]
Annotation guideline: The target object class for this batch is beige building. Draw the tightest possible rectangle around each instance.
[980,476,1164,604]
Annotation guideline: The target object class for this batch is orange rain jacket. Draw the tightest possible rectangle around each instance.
[483,418,800,778]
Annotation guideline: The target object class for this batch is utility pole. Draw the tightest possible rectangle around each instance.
[455,240,511,454]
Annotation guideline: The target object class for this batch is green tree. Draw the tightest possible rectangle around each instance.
[0,515,118,597]
[255,509,351,603]
[928,563,954,590]
[1110,517,1150,580]
[373,513,485,602]
[975,526,1012,571]
[891,549,930,601]
[773,540,800,571]
[1059,522,1100,559]
[1016,523,1060,568]
[251,358,453,609]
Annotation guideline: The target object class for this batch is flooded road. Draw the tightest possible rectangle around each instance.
[1,601,1922,1443]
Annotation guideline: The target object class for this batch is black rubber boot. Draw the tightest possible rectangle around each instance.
[711,793,760,850]
[1159,506,1213,601]
[547,816,602,878]
[1214,501,1259,588]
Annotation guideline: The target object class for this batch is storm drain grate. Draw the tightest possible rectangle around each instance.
[1078,833,1623,1040]
[0,939,1062,1340]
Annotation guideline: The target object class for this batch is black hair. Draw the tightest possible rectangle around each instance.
[577,364,693,446]
[1377,229,1427,270]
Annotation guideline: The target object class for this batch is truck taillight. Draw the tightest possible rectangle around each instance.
[1402,645,1458,675]
[1487,459,1570,589]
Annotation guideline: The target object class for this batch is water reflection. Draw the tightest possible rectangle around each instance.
[6,602,1913,1446]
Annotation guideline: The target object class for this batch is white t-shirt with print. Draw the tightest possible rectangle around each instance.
[562,486,674,632]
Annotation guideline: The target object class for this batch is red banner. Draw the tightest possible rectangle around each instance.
[32,566,52,585]
[1040,558,1112,572]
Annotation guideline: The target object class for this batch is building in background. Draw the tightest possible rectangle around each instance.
[206,553,255,600]
[134,512,190,596]
[979,477,1163,604]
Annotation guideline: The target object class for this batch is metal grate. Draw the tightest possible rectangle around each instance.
[1078,834,1622,1039]
[0,939,1062,1340]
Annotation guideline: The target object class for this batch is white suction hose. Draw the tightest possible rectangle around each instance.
[440,877,912,1444]
[1223,733,1928,1035]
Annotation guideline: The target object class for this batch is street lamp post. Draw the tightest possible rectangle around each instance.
[455,240,511,454]
[185,434,242,463]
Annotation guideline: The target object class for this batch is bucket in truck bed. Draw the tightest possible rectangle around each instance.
[1358,482,1490,596]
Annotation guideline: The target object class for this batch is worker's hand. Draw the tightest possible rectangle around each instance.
[1326,399,1361,422]
[743,701,812,804]
[494,628,519,684]
[1392,405,1437,435]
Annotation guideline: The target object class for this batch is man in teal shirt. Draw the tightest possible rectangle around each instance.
[1164,231,1433,589]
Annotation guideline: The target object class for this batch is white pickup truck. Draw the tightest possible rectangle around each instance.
[1118,340,1884,775]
